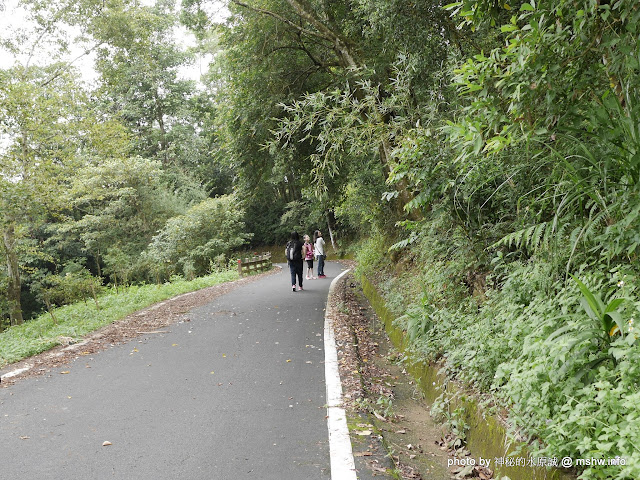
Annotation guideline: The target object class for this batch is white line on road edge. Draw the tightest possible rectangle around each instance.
[324,268,358,480]
[1,364,33,381]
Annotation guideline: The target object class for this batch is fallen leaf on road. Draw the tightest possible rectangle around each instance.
[354,451,373,457]
[172,344,178,347]
[19,436,30,440]
[60,371,70,374]
[102,441,112,446]
[286,359,292,363]
[370,465,387,473]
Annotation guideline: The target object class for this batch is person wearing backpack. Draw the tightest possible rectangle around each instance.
[285,231,304,292]
[303,234,316,280]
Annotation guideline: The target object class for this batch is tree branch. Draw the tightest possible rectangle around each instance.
[284,0,358,68]
[265,43,338,69]
[40,41,105,88]
[231,0,359,69]
[230,0,332,43]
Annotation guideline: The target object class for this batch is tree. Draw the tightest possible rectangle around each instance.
[184,0,465,244]
[447,0,640,157]
[92,0,204,169]
[0,64,88,325]
[144,195,251,280]
[54,156,188,281]
[226,0,454,210]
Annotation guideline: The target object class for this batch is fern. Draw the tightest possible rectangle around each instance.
[490,221,554,254]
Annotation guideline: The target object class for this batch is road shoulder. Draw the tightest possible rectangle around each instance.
[327,269,453,480]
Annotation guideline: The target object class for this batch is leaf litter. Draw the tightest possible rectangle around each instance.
[328,269,490,479]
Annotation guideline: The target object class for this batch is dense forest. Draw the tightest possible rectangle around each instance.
[2,0,640,478]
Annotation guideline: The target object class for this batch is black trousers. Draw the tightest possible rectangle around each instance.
[289,260,303,287]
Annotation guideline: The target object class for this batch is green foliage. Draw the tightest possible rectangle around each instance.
[490,272,640,480]
[144,196,251,280]
[544,361,640,480]
[353,233,391,280]
[354,394,395,420]
[446,0,640,157]
[3,1,640,476]
[358,214,640,478]
[57,156,187,266]
[91,0,208,171]
[0,0,234,322]
[205,1,640,478]
[103,247,137,288]
[32,268,103,312]
[0,61,98,324]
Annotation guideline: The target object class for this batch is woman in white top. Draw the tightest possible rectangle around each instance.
[314,230,326,278]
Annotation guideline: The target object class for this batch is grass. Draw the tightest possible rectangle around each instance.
[0,270,239,368]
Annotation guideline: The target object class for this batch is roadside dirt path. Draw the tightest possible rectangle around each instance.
[327,270,470,480]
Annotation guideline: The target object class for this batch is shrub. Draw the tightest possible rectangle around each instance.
[144,195,252,280]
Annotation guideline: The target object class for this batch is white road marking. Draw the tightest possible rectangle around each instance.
[1,364,33,381]
[324,268,358,480]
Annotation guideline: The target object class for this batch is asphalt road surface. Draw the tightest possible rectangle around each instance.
[0,262,348,480]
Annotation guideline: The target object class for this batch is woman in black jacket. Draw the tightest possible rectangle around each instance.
[286,231,304,292]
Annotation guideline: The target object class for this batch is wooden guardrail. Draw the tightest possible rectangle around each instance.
[237,253,272,277]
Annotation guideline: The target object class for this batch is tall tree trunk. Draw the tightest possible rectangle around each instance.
[326,210,337,250]
[288,170,299,200]
[154,92,169,166]
[3,224,24,326]
[94,249,102,278]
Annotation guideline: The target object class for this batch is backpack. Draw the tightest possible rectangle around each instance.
[285,241,301,261]
[304,242,314,260]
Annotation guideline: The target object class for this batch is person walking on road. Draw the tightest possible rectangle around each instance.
[285,231,304,291]
[303,234,316,280]
[314,230,326,278]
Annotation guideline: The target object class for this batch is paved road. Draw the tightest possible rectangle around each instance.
[0,262,348,480]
